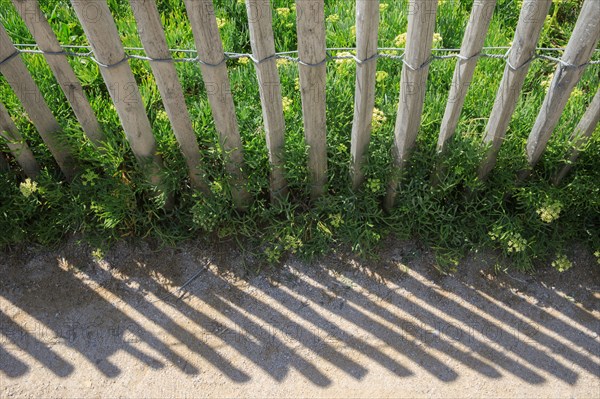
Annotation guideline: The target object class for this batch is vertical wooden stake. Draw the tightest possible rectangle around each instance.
[384,0,438,211]
[0,24,76,180]
[246,0,287,201]
[477,0,552,180]
[526,0,600,170]
[70,0,165,188]
[183,0,251,210]
[13,0,105,146]
[437,0,496,152]
[0,101,40,178]
[129,0,211,195]
[554,87,600,185]
[350,0,379,190]
[296,0,328,199]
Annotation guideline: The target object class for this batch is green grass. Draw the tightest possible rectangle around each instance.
[0,0,599,272]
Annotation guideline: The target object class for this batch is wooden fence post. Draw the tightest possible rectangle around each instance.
[70,0,165,188]
[477,0,552,180]
[384,0,438,211]
[0,101,40,178]
[0,24,76,180]
[296,0,328,199]
[129,0,210,195]
[245,0,287,201]
[554,86,600,185]
[350,0,379,190]
[437,0,496,152]
[183,0,251,210]
[12,0,105,147]
[525,0,600,172]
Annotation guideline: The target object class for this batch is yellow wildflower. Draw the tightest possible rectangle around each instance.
[552,254,572,272]
[380,3,389,12]
[536,201,562,223]
[326,14,340,23]
[19,178,38,198]
[216,17,227,29]
[238,56,250,65]
[282,96,293,113]
[376,71,388,83]
[371,107,387,130]
[394,33,407,48]
[276,7,290,17]
[276,58,290,67]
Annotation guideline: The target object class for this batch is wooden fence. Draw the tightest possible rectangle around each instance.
[0,0,599,211]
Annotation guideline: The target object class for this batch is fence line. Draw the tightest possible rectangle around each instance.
[350,0,380,190]
[1,0,599,211]
[384,0,438,211]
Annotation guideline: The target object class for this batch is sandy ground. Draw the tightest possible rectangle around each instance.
[0,237,599,398]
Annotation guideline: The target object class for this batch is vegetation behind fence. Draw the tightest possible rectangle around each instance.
[0,0,599,271]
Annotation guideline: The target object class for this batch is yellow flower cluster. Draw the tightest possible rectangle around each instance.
[380,3,389,12]
[294,77,300,91]
[394,33,407,48]
[489,229,528,253]
[541,73,554,89]
[19,178,38,198]
[276,7,291,17]
[376,71,388,83]
[371,107,386,130]
[216,17,227,29]
[335,51,354,68]
[326,14,340,23]
[282,96,293,113]
[238,56,250,65]
[276,58,290,67]
[594,251,600,265]
[536,201,562,223]
[432,32,443,47]
[552,254,572,272]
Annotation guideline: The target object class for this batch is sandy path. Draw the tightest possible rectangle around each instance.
[1,238,599,398]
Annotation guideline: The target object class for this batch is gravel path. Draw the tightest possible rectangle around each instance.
[1,238,599,398]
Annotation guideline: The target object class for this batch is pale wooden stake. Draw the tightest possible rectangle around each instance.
[437,0,496,152]
[0,24,76,180]
[13,0,105,146]
[554,87,600,185]
[477,0,552,180]
[526,0,600,170]
[0,101,40,178]
[70,0,164,187]
[296,0,328,199]
[183,0,251,209]
[129,0,210,195]
[350,0,379,190]
[384,0,438,211]
[245,0,287,201]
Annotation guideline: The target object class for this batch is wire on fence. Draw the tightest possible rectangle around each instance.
[4,44,600,71]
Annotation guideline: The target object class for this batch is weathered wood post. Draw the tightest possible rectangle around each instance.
[525,0,600,175]
[129,0,211,195]
[350,0,379,190]
[12,0,105,146]
[246,0,288,201]
[477,0,552,180]
[70,0,165,189]
[437,0,496,152]
[554,87,600,185]
[183,0,251,210]
[0,24,76,180]
[384,0,438,211]
[0,101,40,178]
[296,0,328,199]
